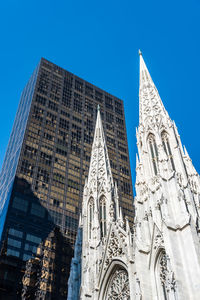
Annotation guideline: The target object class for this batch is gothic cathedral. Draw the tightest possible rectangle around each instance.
[67,53,200,300]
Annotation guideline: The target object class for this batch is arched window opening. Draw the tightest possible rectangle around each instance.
[148,134,158,175]
[100,197,106,238]
[88,198,94,239]
[105,268,130,300]
[156,250,177,300]
[162,132,175,171]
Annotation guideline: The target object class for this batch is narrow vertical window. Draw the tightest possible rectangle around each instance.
[148,134,158,175]
[156,250,177,300]
[88,198,94,239]
[162,132,175,171]
[100,197,106,237]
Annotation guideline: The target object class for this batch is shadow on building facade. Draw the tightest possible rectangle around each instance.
[0,177,73,299]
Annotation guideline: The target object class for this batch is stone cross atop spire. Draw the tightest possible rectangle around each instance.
[139,51,169,126]
[87,107,113,190]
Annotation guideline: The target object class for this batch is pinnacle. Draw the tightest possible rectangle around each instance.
[87,108,113,187]
[139,53,170,125]
[139,52,154,87]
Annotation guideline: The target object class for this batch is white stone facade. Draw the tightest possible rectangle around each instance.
[67,53,200,300]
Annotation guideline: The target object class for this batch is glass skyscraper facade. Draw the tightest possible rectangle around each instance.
[0,58,133,299]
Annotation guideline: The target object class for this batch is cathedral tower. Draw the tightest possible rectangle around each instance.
[68,107,133,300]
[135,51,200,300]
[68,53,200,300]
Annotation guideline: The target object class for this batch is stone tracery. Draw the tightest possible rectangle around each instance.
[105,231,124,266]
[106,269,130,300]
[158,250,177,300]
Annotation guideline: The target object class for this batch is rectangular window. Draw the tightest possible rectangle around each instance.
[85,85,93,98]
[20,160,34,177]
[48,100,58,112]
[95,90,103,103]
[105,96,113,110]
[48,210,62,225]
[24,243,37,253]
[73,97,82,113]
[37,70,50,95]
[40,151,52,166]
[62,79,72,106]
[23,254,32,261]
[121,154,128,161]
[70,142,81,156]
[8,228,23,238]
[115,100,123,115]
[56,147,67,157]
[46,112,57,127]
[24,145,38,159]
[106,112,114,123]
[65,215,78,230]
[37,168,49,183]
[118,143,127,153]
[7,238,21,248]
[75,80,83,92]
[32,105,44,122]
[116,117,124,128]
[30,203,45,218]
[85,99,93,114]
[61,110,70,118]
[59,118,69,130]
[12,197,28,212]
[117,130,125,140]
[7,248,20,258]
[26,234,42,244]
[35,95,46,106]
[72,116,82,124]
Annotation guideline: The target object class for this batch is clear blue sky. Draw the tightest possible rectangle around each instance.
[0,0,199,185]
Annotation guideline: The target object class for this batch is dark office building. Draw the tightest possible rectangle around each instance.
[0,58,133,299]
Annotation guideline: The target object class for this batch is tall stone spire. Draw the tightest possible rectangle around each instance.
[87,106,113,190]
[76,107,126,299]
[139,49,154,87]
[139,50,169,126]
[135,52,200,300]
[81,106,118,248]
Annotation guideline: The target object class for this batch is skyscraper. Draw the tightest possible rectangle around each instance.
[0,58,133,299]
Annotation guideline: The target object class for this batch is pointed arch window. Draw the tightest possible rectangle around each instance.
[156,250,177,300]
[100,197,106,237]
[88,198,94,239]
[105,268,130,299]
[161,132,175,171]
[148,134,158,175]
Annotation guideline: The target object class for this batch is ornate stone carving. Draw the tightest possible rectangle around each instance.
[106,269,130,300]
[105,231,124,266]
[154,233,164,250]
[149,176,161,193]
[109,202,115,221]
[176,172,184,188]
[159,251,177,295]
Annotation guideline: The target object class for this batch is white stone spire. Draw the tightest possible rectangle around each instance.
[87,106,113,189]
[139,51,169,126]
[135,53,200,300]
[139,50,154,87]
[75,107,127,299]
[81,106,121,249]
